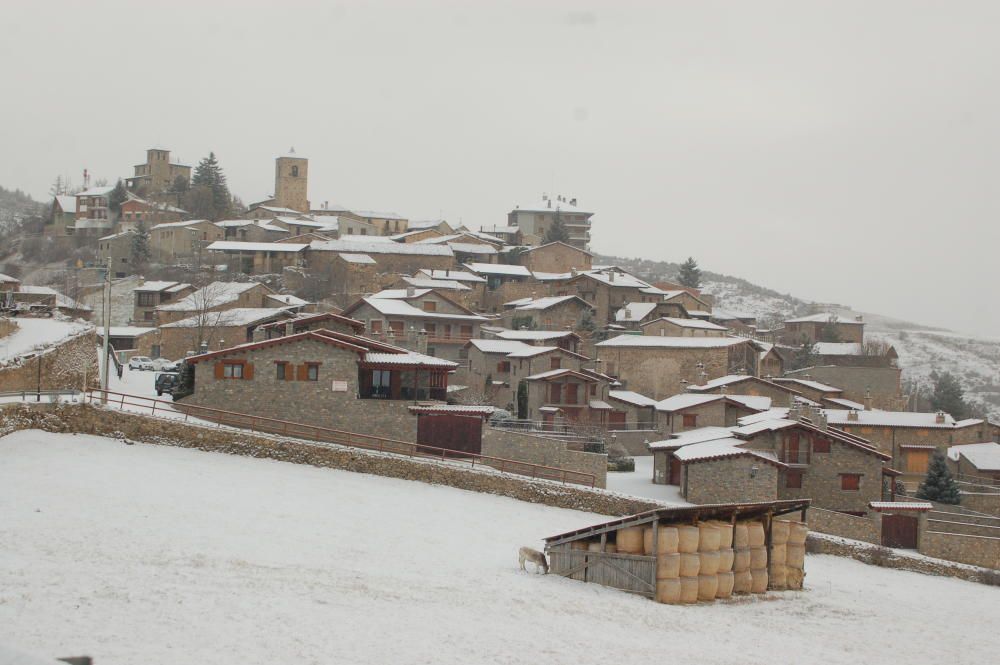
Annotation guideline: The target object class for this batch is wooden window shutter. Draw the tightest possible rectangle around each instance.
[286,364,294,382]
[297,364,308,381]
[244,363,254,380]
[214,362,224,379]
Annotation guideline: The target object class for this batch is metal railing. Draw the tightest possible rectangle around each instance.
[0,389,84,403]
[83,388,598,487]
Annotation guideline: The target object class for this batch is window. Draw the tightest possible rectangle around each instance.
[549,383,561,403]
[137,292,157,307]
[550,357,561,370]
[389,321,404,335]
[682,414,698,428]
[786,470,803,489]
[813,436,830,453]
[460,325,473,337]
[370,320,383,334]
[144,311,154,321]
[566,383,579,404]
[291,165,299,177]
[497,361,511,373]
[590,384,596,396]
[307,364,319,381]
[276,363,288,380]
[423,301,437,312]
[840,474,861,491]
[223,363,244,379]
[424,323,436,336]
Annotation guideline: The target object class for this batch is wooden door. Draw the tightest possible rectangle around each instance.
[882,514,918,549]
[787,433,800,464]
[608,412,626,430]
[906,450,930,474]
[417,414,482,456]
[669,456,682,485]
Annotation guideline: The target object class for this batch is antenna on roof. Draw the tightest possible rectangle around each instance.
[289,146,296,155]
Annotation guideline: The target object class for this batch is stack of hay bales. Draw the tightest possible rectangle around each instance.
[697,523,720,601]
[732,522,752,593]
[747,521,769,593]
[712,521,735,599]
[677,525,700,604]
[648,526,682,604]
[786,522,807,590]
[768,520,789,590]
[617,527,644,555]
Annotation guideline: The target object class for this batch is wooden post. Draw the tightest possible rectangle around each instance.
[650,518,659,599]
[765,509,774,589]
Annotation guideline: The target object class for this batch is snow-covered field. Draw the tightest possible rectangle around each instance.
[605,455,688,505]
[1,431,996,665]
[0,318,91,367]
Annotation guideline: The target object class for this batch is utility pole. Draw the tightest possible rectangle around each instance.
[99,257,111,403]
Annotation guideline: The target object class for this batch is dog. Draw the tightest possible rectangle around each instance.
[518,546,549,574]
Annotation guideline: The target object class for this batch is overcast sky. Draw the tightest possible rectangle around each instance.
[3,0,999,335]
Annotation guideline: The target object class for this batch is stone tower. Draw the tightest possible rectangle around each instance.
[274,148,309,212]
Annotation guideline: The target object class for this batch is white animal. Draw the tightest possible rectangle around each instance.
[518,546,549,574]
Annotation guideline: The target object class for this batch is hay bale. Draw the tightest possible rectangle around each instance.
[587,542,603,552]
[605,543,617,554]
[571,540,589,551]
[769,563,788,590]
[733,570,753,594]
[747,522,765,549]
[697,574,719,601]
[698,524,721,552]
[617,527,644,554]
[713,521,734,549]
[656,577,683,604]
[717,548,734,573]
[749,546,767,570]
[787,567,805,590]
[679,576,700,604]
[677,525,700,553]
[750,568,769,593]
[789,522,808,545]
[733,548,751,573]
[699,550,720,576]
[786,543,805,568]
[644,526,680,555]
[733,523,749,549]
[656,553,681,579]
[771,520,790,545]
[679,552,701,577]
[716,571,735,598]
[770,543,787,565]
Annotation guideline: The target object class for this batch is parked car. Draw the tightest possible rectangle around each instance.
[155,372,180,396]
[152,358,179,372]
[129,356,155,371]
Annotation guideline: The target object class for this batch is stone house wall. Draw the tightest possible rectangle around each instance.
[155,283,275,325]
[681,455,778,504]
[503,299,592,331]
[596,345,732,400]
[790,365,904,409]
[0,329,98,392]
[519,243,592,274]
[657,401,750,434]
[480,427,607,488]
[695,378,798,405]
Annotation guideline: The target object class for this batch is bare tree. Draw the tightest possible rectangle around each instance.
[181,281,229,354]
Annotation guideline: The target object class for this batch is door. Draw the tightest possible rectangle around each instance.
[669,456,682,485]
[906,450,930,474]
[882,514,918,549]
[608,411,627,430]
[787,433,800,464]
[417,414,483,456]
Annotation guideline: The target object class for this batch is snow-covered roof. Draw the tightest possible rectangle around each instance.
[54,194,77,213]
[644,317,728,331]
[464,263,532,277]
[150,219,211,230]
[655,393,771,413]
[814,342,864,356]
[731,418,799,437]
[823,397,866,410]
[868,502,933,511]
[596,335,747,349]
[100,230,134,241]
[207,241,308,252]
[408,404,495,415]
[494,330,577,341]
[359,297,486,321]
[825,410,981,429]
[513,296,590,311]
[687,375,758,391]
[350,209,407,220]
[312,240,453,256]
[363,351,457,368]
[579,270,651,289]
[647,427,737,450]
[608,390,658,407]
[157,282,262,311]
[77,185,115,196]
[371,288,433,299]
[480,225,519,234]
[774,378,843,393]
[16,286,91,311]
[467,339,533,355]
[405,218,449,230]
[947,442,1000,471]
[254,205,306,215]
[106,326,158,337]
[161,308,291,328]
[615,302,657,322]
[524,368,596,381]
[401,277,471,291]
[448,242,497,255]
[417,269,487,283]
[506,345,560,359]
[512,198,592,214]
[340,253,377,264]
[267,294,309,306]
[0,273,21,283]
[531,271,572,281]
[785,312,864,324]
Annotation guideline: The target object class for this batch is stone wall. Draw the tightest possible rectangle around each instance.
[0,318,17,339]
[919,530,1000,570]
[481,427,608,488]
[806,507,880,543]
[607,429,661,457]
[0,329,98,392]
[770,434,885,514]
[597,345,733,400]
[681,456,778,504]
[960,492,1000,517]
[793,365,904,409]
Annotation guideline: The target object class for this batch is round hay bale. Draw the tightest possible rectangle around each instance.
[717,548,734,573]
[656,577,683,604]
[656,552,681,579]
[679,552,701,578]
[644,526,680,555]
[587,541,603,552]
[771,520,790,545]
[699,550,720,576]
[679,576,699,604]
[749,546,767,570]
[617,527,644,554]
[747,522,765,549]
[677,525,700,553]
[787,567,805,590]
[697,574,719,601]
[789,522,808,545]
[733,548,751,572]
[769,563,788,590]
[786,543,805,568]
[716,571,735,598]
[713,522,734,549]
[749,567,769,594]
[571,540,589,551]
[733,570,753,594]
[698,524,721,552]
[732,523,749,549]
[604,543,618,554]
[770,543,787,565]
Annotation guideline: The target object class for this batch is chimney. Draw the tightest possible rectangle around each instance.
[847,409,859,421]
[547,199,551,209]
[819,412,828,430]
[200,341,209,353]
[571,268,578,277]
[407,325,418,349]
[570,198,577,206]
[935,411,946,424]
[285,321,295,337]
[417,329,428,354]
[863,389,873,411]
[218,339,226,349]
[252,326,265,342]
[406,286,416,297]
[609,272,615,283]
[720,385,728,395]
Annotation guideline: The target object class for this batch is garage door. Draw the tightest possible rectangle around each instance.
[417,414,483,456]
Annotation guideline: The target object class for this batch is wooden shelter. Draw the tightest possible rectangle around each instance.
[544,499,810,601]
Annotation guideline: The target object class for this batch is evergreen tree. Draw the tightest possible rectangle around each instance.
[543,210,570,244]
[818,315,842,342]
[109,179,128,216]
[929,371,969,419]
[188,152,232,220]
[516,380,528,419]
[788,339,817,371]
[678,257,702,288]
[131,221,151,266]
[915,450,962,504]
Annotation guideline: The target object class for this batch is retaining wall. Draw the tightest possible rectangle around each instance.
[807,507,880,544]
[918,530,1000,570]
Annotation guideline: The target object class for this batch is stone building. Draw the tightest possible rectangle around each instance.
[616,302,691,329]
[216,219,290,244]
[126,148,192,194]
[148,219,224,263]
[639,317,728,337]
[507,195,593,250]
[98,231,137,278]
[487,329,582,355]
[654,393,772,434]
[771,377,844,404]
[206,240,308,274]
[522,367,621,425]
[72,185,115,237]
[947,442,1000,483]
[132,281,194,325]
[154,281,277,325]
[257,311,365,339]
[341,210,409,235]
[47,195,77,235]
[595,335,760,400]
[781,312,865,345]
[784,365,905,410]
[118,195,186,232]
[518,241,593,274]
[462,338,589,408]
[308,239,455,277]
[158,307,295,360]
[501,295,595,331]
[463,263,538,312]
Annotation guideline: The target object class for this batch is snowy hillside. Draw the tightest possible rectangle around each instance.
[601,254,1000,421]
[0,186,43,233]
[2,430,996,665]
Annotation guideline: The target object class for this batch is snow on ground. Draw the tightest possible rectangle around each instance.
[0,318,91,366]
[606,455,689,505]
[2,431,997,665]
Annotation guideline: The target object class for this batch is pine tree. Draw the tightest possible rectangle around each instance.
[109,179,128,215]
[189,152,232,220]
[819,315,841,342]
[678,257,701,288]
[131,221,151,266]
[916,450,962,504]
[929,371,969,419]
[543,210,570,244]
[788,339,816,371]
